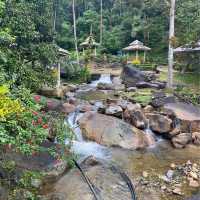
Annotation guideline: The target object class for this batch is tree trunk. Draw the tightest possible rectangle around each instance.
[100,0,103,45]
[72,0,79,64]
[167,0,176,88]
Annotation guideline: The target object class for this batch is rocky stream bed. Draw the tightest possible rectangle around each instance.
[2,65,200,200]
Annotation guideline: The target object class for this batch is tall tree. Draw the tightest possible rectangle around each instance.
[100,0,103,45]
[72,0,79,64]
[168,0,176,88]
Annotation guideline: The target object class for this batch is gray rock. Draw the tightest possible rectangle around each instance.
[172,132,192,148]
[78,112,152,150]
[105,105,123,117]
[146,113,172,134]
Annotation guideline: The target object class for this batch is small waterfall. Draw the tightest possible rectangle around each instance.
[144,119,163,147]
[66,110,111,160]
[90,74,112,87]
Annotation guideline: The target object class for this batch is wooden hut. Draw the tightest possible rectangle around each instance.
[123,40,151,63]
[80,35,100,56]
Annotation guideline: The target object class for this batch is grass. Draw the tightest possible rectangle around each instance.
[159,71,200,92]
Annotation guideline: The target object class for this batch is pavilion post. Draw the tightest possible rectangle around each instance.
[144,51,146,63]
[57,62,61,88]
[136,50,139,60]
[94,47,97,56]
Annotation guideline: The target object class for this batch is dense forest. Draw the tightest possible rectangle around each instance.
[55,0,200,59]
[1,0,200,88]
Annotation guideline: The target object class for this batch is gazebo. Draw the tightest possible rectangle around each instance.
[174,40,200,73]
[174,40,200,53]
[57,47,70,88]
[123,40,151,62]
[80,34,100,56]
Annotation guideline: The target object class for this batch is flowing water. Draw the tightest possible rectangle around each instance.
[66,111,111,160]
[90,74,112,87]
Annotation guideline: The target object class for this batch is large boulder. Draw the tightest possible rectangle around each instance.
[78,112,152,150]
[46,157,134,200]
[146,113,172,134]
[121,64,154,87]
[151,92,176,108]
[136,81,166,89]
[163,103,200,133]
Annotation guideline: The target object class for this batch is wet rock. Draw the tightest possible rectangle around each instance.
[105,105,123,117]
[172,133,192,149]
[61,103,76,114]
[124,108,147,129]
[78,112,151,150]
[192,132,200,145]
[146,113,172,134]
[97,82,115,90]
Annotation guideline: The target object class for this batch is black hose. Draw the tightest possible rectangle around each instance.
[73,159,102,200]
[110,165,137,200]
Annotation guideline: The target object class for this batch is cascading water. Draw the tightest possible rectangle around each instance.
[66,110,111,160]
[144,119,163,147]
[90,74,112,87]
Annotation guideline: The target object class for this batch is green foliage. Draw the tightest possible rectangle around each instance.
[0,0,57,91]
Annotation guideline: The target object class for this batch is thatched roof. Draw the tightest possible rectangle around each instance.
[174,40,200,53]
[80,35,100,48]
[123,40,151,51]
[58,47,70,56]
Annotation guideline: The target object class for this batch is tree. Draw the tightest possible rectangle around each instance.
[100,0,103,45]
[72,0,80,64]
[168,0,176,88]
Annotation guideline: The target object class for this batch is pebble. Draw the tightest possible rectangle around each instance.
[142,171,148,178]
[189,179,200,188]
[189,171,198,180]
[170,163,176,170]
[172,188,183,195]
[166,170,174,179]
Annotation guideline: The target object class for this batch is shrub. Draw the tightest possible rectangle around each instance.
[132,58,141,65]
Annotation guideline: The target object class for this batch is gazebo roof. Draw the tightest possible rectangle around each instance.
[174,40,200,53]
[123,40,151,51]
[58,47,70,56]
[80,35,100,48]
